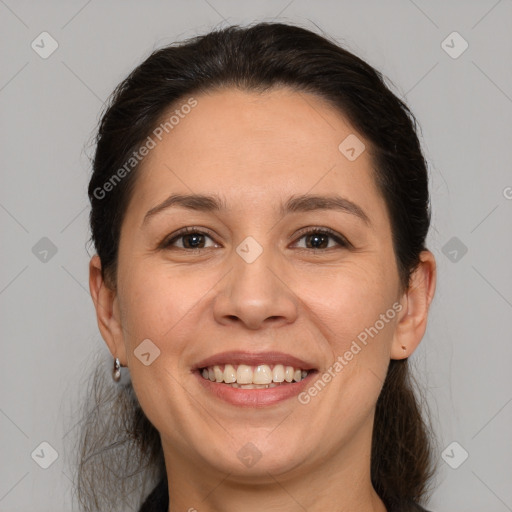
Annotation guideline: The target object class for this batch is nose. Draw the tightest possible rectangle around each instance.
[212,245,299,330]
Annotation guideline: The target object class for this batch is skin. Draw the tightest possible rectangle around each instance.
[89,87,436,512]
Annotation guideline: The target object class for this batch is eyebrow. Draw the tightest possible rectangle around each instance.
[142,193,371,226]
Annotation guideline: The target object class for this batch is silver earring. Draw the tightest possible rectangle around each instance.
[113,357,121,382]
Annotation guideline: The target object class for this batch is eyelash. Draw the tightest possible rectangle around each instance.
[160,226,351,251]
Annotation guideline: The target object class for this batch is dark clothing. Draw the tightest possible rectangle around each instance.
[389,500,432,512]
[138,478,433,512]
[138,478,168,512]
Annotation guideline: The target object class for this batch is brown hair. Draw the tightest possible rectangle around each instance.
[75,21,439,512]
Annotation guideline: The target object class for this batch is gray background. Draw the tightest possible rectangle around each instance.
[1,1,511,511]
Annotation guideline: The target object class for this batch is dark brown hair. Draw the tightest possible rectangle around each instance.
[76,21,439,512]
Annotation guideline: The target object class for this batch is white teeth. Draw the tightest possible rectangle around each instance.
[221,382,284,389]
[272,364,285,382]
[214,365,224,382]
[236,364,253,384]
[223,364,236,383]
[200,363,310,385]
[253,365,273,384]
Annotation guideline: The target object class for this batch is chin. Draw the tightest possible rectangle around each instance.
[196,431,313,480]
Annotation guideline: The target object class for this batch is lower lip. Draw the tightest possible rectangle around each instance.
[194,371,317,407]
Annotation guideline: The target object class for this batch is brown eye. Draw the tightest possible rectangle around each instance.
[178,233,208,249]
[293,228,350,250]
[161,228,218,250]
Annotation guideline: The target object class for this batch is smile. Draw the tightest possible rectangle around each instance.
[193,351,318,406]
[200,363,309,388]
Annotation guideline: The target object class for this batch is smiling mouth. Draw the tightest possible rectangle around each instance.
[199,363,310,388]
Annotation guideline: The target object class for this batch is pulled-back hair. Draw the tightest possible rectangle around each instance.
[76,21,439,512]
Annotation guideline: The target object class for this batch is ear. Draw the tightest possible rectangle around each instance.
[89,254,127,366]
[391,250,436,360]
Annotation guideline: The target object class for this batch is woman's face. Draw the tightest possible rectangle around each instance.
[91,87,434,484]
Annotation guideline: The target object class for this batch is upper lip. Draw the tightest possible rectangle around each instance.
[194,351,317,370]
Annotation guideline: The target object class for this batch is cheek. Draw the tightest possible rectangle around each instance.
[117,262,196,351]
[300,267,397,438]
[296,260,398,348]
[117,258,225,371]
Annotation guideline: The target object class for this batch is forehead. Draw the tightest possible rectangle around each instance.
[153,87,361,169]
[127,87,387,223]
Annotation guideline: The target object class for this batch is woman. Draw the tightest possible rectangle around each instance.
[79,21,438,512]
